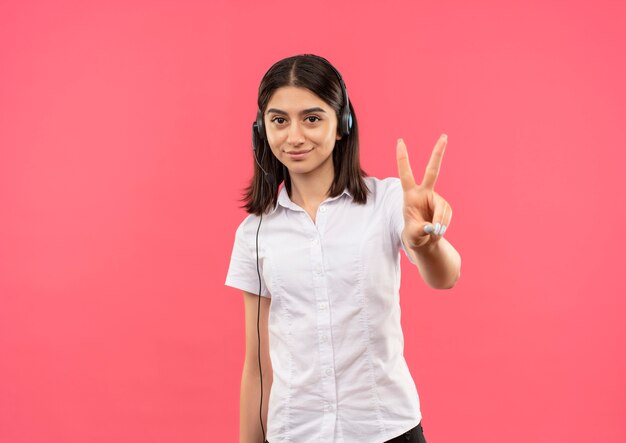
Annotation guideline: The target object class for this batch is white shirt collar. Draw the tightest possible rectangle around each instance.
[268,183,353,215]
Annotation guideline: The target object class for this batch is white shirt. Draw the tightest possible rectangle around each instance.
[225,176,422,443]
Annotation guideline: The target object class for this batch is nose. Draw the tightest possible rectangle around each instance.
[286,122,305,146]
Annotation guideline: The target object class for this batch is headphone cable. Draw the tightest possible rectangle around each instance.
[255,213,267,442]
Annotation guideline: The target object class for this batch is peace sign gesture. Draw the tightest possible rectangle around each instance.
[396,134,453,251]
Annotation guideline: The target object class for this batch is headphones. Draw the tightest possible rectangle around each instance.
[250,54,352,443]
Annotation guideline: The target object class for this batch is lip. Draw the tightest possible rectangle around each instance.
[285,148,314,160]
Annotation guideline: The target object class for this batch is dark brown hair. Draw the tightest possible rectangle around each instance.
[242,54,369,215]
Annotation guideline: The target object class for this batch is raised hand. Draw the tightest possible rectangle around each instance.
[396,134,453,251]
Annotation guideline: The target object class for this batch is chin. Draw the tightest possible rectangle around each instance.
[285,164,316,175]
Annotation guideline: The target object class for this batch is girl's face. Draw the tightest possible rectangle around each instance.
[264,86,342,177]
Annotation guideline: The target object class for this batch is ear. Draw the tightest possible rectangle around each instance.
[336,132,342,141]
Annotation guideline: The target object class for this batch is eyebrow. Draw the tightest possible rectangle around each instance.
[266,107,327,116]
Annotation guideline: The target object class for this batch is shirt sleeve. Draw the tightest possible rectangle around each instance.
[385,178,417,265]
[224,216,271,297]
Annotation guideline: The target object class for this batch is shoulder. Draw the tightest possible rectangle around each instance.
[232,213,262,243]
[363,176,402,201]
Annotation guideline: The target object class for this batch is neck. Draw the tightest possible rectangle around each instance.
[288,156,335,209]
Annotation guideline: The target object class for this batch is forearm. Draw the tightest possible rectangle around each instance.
[240,364,273,443]
[403,232,461,289]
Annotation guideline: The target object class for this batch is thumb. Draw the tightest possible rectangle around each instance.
[423,223,435,235]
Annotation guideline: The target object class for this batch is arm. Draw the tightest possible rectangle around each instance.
[402,231,461,289]
[240,291,273,443]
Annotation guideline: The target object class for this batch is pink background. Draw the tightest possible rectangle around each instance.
[1,1,625,442]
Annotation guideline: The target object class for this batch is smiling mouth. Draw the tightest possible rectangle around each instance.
[285,148,314,155]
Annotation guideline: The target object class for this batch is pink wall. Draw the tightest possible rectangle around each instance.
[1,1,625,442]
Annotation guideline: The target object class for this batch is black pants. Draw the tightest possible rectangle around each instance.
[384,422,427,443]
[266,422,427,443]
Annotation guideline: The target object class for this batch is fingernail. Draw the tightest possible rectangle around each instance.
[434,223,441,235]
[441,225,447,235]
[442,134,448,140]
[424,225,434,234]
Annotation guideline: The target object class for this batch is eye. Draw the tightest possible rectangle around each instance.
[271,117,286,125]
[305,116,321,123]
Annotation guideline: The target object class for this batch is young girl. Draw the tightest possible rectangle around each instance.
[226,54,461,443]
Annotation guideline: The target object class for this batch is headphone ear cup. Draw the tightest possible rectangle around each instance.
[341,109,352,137]
[256,109,266,141]
[252,122,258,151]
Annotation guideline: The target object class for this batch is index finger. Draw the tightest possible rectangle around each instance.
[421,134,448,189]
[396,138,416,192]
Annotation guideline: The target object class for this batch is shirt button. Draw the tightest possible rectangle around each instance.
[318,302,328,310]
[315,267,322,275]
[319,206,327,213]
[325,367,333,376]
[320,334,328,342]
[312,238,319,245]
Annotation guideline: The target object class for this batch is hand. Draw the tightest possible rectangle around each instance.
[396,134,453,250]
